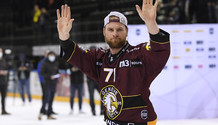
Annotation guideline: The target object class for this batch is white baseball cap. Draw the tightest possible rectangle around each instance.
[104,11,128,27]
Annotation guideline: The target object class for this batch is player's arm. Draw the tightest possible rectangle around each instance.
[57,5,98,81]
[57,4,75,60]
[136,0,159,35]
[136,0,170,48]
[136,0,170,74]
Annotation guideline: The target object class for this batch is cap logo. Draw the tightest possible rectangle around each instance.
[109,19,120,23]
[121,18,125,24]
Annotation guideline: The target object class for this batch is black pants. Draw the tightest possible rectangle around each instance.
[40,83,46,105]
[70,83,83,110]
[0,84,7,110]
[87,81,104,112]
[40,82,57,116]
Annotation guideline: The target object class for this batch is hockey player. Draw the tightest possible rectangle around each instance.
[57,0,170,124]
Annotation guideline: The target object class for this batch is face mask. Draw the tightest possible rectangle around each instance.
[48,56,55,62]
[0,52,3,59]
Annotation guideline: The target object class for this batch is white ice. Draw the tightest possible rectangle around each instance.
[1,97,218,125]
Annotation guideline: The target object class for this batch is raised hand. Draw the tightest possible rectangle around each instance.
[136,0,159,23]
[57,4,74,41]
[136,0,159,34]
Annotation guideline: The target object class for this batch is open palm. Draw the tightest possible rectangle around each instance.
[136,0,159,23]
[57,5,74,40]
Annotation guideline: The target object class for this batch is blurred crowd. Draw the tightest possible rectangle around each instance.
[15,0,218,27]
[8,0,218,32]
[157,0,217,24]
[0,0,217,45]
[0,47,103,120]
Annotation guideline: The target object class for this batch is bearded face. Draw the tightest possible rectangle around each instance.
[104,22,128,49]
[105,33,127,49]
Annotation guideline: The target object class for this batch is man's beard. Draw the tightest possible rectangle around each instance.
[105,37,126,49]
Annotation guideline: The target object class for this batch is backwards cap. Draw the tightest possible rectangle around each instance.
[104,11,128,27]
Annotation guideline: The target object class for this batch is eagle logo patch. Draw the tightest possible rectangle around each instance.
[101,85,123,120]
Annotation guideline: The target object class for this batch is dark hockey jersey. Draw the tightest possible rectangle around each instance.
[60,29,170,123]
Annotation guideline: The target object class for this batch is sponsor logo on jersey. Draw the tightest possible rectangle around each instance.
[126,47,140,53]
[141,110,148,120]
[105,119,119,125]
[101,85,123,120]
[96,61,103,66]
[119,59,142,68]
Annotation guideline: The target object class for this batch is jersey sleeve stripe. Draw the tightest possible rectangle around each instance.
[150,40,170,44]
[67,42,77,62]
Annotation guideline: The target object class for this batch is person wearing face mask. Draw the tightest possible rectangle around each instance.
[38,51,59,120]
[37,50,50,115]
[0,48,10,115]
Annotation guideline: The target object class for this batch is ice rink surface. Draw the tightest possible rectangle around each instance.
[1,97,218,125]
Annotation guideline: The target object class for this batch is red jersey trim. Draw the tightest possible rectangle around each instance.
[67,42,77,62]
[150,40,170,44]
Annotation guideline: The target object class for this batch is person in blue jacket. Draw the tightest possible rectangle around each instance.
[37,50,50,114]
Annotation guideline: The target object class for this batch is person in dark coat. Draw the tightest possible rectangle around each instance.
[69,66,84,114]
[0,48,10,115]
[38,51,59,120]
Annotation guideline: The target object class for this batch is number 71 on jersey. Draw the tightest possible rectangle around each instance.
[104,68,116,82]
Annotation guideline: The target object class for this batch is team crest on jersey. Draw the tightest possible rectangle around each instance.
[101,85,123,120]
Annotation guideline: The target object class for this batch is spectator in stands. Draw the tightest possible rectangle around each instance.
[39,7,51,43]
[207,0,217,23]
[69,66,84,114]
[178,0,190,24]
[189,0,217,23]
[17,53,32,105]
[37,50,50,115]
[157,0,168,24]
[216,1,218,22]
[0,48,10,115]
[165,0,180,24]
[39,8,50,34]
[33,4,41,43]
[39,51,59,120]
[33,4,41,25]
